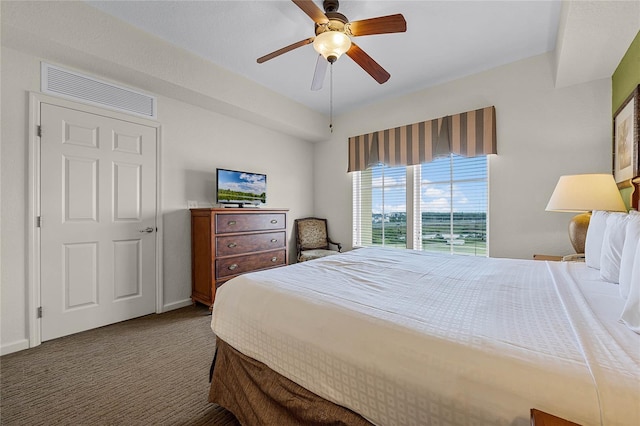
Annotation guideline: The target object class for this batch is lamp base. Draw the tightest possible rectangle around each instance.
[568,212,591,254]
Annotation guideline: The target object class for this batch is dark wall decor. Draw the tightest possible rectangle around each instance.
[613,84,639,186]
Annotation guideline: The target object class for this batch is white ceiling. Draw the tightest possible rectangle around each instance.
[83,1,583,116]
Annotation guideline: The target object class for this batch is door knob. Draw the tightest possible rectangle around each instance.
[139,227,154,233]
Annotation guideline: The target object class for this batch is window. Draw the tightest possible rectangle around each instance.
[353,154,488,256]
[353,165,407,248]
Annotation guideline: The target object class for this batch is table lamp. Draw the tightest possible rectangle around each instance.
[545,174,626,253]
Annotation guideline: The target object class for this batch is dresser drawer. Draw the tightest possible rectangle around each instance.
[216,249,286,279]
[216,231,286,256]
[191,208,288,309]
[216,213,286,234]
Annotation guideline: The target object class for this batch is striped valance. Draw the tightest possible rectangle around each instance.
[348,106,497,172]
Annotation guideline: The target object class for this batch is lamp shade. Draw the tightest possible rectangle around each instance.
[545,174,626,213]
[313,31,351,61]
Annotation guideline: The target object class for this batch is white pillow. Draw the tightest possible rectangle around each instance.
[600,213,628,283]
[619,214,640,299]
[585,210,611,269]
[620,237,640,334]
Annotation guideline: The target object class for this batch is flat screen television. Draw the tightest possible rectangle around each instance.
[216,168,267,206]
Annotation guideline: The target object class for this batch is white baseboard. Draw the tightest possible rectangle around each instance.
[163,298,193,312]
[1,339,30,356]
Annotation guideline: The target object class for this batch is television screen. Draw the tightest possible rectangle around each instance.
[216,168,266,206]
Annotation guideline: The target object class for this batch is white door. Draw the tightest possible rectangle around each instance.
[40,103,157,341]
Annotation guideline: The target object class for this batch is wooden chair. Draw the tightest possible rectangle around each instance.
[294,217,342,262]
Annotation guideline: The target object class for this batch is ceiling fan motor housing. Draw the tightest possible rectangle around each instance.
[315,12,348,35]
[319,0,348,33]
[323,0,340,13]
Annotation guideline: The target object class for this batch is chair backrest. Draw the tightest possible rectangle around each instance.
[295,218,329,250]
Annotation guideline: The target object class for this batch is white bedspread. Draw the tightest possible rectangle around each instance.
[211,247,640,425]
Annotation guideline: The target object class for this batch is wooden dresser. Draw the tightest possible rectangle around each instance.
[190,208,288,308]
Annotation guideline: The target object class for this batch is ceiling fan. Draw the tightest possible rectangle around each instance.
[257,0,406,91]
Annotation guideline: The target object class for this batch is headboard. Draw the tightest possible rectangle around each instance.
[622,176,640,210]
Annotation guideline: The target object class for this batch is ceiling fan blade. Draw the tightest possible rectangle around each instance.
[257,37,314,63]
[346,42,390,84]
[348,14,407,37]
[292,0,329,24]
[311,54,328,91]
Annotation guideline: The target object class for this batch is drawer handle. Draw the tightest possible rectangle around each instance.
[270,239,277,243]
[270,219,278,224]
[227,242,237,248]
[271,257,278,263]
[228,220,236,225]
[228,264,238,271]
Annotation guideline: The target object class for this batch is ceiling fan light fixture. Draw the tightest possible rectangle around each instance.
[313,31,351,62]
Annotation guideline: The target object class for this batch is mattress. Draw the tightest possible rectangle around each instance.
[210,247,640,425]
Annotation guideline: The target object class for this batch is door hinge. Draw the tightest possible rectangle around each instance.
[36,216,42,228]
[37,125,42,137]
[37,307,43,318]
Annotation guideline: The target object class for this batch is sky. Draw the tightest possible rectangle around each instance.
[218,169,266,195]
[369,155,487,215]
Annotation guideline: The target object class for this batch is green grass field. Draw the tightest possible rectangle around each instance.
[218,189,266,203]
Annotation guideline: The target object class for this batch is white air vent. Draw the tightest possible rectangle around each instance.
[41,63,156,119]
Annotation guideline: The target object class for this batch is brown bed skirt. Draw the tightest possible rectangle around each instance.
[209,338,373,426]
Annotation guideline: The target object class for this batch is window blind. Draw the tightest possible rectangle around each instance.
[353,165,407,248]
[353,155,488,256]
[419,155,487,256]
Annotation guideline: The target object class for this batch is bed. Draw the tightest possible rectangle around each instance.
[208,185,640,426]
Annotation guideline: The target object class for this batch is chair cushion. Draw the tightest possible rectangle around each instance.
[297,219,329,249]
[299,249,339,262]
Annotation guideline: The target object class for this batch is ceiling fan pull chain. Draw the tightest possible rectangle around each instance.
[330,62,334,133]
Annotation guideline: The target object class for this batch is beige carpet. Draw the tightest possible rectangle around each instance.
[0,305,240,426]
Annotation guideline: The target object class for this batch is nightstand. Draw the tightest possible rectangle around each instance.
[560,254,585,262]
[530,409,580,425]
[533,254,563,262]
[533,254,585,262]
